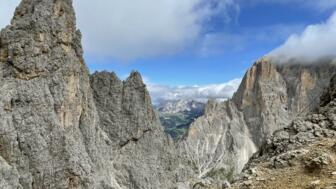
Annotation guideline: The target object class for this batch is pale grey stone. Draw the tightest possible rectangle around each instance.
[180,58,336,184]
[0,1,178,188]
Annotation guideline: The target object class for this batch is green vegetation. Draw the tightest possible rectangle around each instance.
[159,111,202,141]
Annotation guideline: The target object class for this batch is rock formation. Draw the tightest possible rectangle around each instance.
[0,1,177,188]
[231,74,336,189]
[181,100,257,182]
[90,71,178,189]
[233,58,336,146]
[181,58,336,184]
[0,1,335,189]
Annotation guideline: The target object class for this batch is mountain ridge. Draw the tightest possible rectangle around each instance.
[0,1,178,188]
[179,58,336,187]
[231,74,336,189]
[0,1,335,189]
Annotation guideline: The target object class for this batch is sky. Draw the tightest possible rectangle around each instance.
[1,0,336,103]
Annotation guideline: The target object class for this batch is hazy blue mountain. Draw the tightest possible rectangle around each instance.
[155,100,205,140]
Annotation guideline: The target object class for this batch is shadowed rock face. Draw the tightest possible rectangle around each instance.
[90,71,178,189]
[233,59,336,146]
[320,74,336,107]
[0,1,177,188]
[1,1,335,188]
[233,59,290,147]
[181,100,257,181]
[0,0,97,188]
[231,74,336,189]
[181,58,336,184]
[90,71,157,147]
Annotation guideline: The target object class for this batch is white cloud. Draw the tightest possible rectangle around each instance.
[146,78,241,103]
[0,0,20,29]
[1,0,237,60]
[269,11,336,63]
[200,24,304,56]
[3,0,335,62]
[74,0,237,60]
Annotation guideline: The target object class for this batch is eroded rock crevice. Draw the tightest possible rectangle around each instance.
[119,129,153,148]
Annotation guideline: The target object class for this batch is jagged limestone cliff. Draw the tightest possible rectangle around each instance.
[0,1,334,189]
[181,58,336,185]
[181,100,257,180]
[0,1,177,188]
[90,71,178,189]
[233,58,336,146]
[231,74,336,189]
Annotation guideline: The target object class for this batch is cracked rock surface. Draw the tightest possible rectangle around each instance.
[180,58,336,185]
[0,1,178,188]
[230,74,336,189]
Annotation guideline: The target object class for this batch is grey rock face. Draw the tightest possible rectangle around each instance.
[0,0,98,188]
[231,75,336,188]
[90,71,178,189]
[0,1,177,189]
[181,58,336,183]
[320,74,336,107]
[180,100,257,183]
[260,74,336,158]
[233,58,291,146]
[233,58,336,146]
[1,1,335,188]
[90,71,157,147]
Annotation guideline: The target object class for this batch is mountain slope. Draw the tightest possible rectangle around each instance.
[0,1,335,189]
[180,58,336,185]
[231,74,336,189]
[0,1,178,188]
[0,0,98,187]
[90,71,178,188]
[181,100,257,180]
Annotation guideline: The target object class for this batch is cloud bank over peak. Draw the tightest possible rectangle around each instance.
[74,0,237,60]
[268,11,336,63]
[147,78,242,104]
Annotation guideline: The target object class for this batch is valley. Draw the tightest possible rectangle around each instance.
[0,1,335,189]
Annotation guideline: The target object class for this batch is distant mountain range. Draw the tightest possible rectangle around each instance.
[155,99,205,114]
[2,1,336,188]
[154,100,205,140]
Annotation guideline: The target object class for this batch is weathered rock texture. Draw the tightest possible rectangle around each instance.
[90,71,178,189]
[181,58,336,184]
[1,1,335,189]
[233,58,336,146]
[231,74,336,189]
[181,100,257,181]
[321,73,336,107]
[0,1,177,188]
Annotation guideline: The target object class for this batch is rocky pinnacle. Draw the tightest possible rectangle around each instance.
[180,58,336,185]
[0,1,178,188]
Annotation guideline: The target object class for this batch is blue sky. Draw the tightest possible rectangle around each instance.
[1,0,336,102]
[82,1,335,86]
